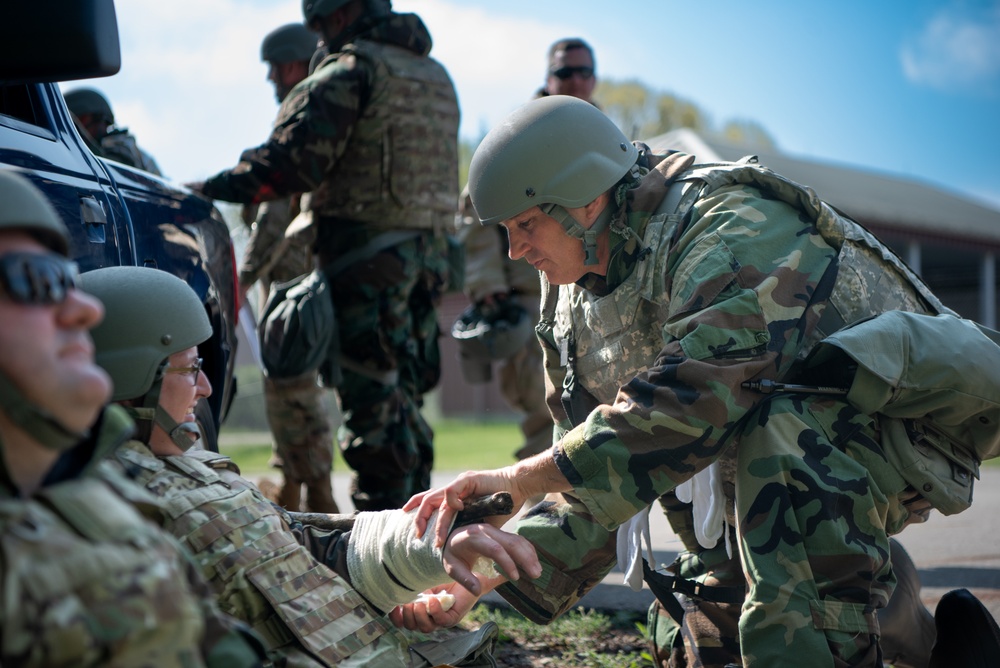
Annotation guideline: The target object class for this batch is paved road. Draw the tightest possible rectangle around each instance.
[252,465,1000,621]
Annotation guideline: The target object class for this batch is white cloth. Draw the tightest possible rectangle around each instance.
[615,504,655,592]
[675,460,729,556]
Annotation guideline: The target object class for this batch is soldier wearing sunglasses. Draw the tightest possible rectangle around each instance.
[538,37,597,102]
[0,170,265,666]
[454,37,598,464]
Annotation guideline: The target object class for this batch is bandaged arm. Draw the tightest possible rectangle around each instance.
[347,508,456,614]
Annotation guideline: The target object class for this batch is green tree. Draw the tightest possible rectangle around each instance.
[594,77,774,149]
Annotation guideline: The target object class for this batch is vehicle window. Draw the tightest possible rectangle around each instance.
[0,84,44,127]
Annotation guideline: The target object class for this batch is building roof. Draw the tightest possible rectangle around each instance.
[646,128,1000,247]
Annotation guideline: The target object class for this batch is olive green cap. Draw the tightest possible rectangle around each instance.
[0,170,70,255]
[82,266,211,401]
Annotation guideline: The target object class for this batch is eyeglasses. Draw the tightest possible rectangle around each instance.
[551,66,594,81]
[165,357,204,384]
[0,252,80,306]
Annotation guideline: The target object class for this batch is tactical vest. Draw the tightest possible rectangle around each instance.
[311,39,459,232]
[539,160,948,421]
[113,443,394,666]
[0,464,211,667]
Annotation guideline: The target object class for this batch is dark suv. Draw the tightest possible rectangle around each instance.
[0,0,238,447]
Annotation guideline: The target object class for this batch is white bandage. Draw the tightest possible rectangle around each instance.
[347,508,456,613]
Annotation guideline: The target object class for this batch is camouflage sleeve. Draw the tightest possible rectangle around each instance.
[199,57,368,204]
[456,186,510,302]
[239,197,296,288]
[556,184,838,529]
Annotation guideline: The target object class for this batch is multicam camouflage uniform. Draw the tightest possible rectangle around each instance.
[0,405,260,667]
[241,196,338,513]
[456,187,550,459]
[496,149,950,666]
[109,438,414,666]
[198,11,459,511]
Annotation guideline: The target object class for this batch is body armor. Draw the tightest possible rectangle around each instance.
[310,39,459,231]
[112,441,396,666]
[0,464,211,667]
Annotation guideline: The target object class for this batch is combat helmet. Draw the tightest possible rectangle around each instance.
[451,298,533,383]
[468,95,639,265]
[0,169,70,255]
[302,0,390,24]
[82,266,212,451]
[63,87,114,123]
[261,23,319,64]
[0,170,83,451]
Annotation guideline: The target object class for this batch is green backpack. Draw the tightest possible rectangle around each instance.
[801,311,1000,515]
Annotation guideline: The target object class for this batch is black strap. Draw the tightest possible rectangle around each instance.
[642,558,746,626]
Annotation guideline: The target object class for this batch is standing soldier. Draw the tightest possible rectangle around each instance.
[454,38,598,461]
[240,22,338,514]
[189,0,459,511]
[0,170,264,667]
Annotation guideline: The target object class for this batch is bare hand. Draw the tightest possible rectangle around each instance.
[404,467,525,547]
[442,523,540,595]
[389,581,479,632]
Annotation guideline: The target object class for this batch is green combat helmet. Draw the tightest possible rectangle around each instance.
[63,87,114,124]
[467,95,639,265]
[0,170,70,255]
[261,23,319,64]
[302,0,390,26]
[0,170,85,451]
[451,298,533,384]
[82,266,212,451]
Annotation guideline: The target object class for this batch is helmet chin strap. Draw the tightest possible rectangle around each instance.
[127,364,201,452]
[541,201,617,266]
[0,368,89,451]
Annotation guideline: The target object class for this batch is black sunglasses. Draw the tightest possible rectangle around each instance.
[0,252,80,306]
[551,66,594,81]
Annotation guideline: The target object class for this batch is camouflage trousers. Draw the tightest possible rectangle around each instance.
[646,393,929,667]
[498,295,552,460]
[323,233,447,511]
[264,372,337,513]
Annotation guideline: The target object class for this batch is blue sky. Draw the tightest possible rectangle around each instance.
[65,0,1000,210]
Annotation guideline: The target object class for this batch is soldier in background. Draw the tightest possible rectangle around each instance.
[240,23,339,514]
[454,37,598,461]
[190,0,460,512]
[63,87,163,175]
[0,170,263,667]
[83,264,540,667]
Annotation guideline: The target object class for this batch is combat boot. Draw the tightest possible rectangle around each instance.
[277,478,302,512]
[878,539,936,668]
[305,477,339,514]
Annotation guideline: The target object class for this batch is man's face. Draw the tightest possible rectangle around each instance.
[78,112,112,140]
[501,206,595,285]
[267,60,310,103]
[0,233,111,434]
[148,346,212,456]
[546,47,596,102]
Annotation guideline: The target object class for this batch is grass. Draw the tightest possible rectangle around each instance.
[220,418,523,474]
[461,604,655,667]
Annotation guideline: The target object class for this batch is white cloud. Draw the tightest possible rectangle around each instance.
[900,2,1000,94]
